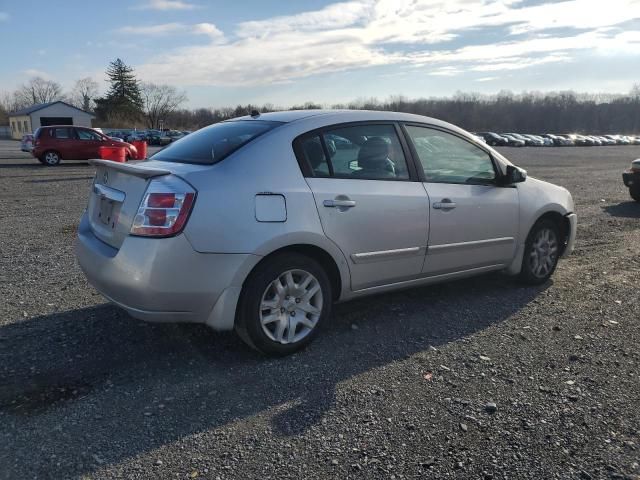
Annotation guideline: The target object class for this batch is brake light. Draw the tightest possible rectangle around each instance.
[130,177,196,237]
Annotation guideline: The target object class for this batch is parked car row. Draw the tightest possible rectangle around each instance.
[103,129,192,145]
[476,132,640,147]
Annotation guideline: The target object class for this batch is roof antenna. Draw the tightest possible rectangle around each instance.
[250,109,260,118]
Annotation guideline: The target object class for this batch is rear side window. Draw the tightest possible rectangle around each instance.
[298,135,331,177]
[52,128,71,139]
[150,120,282,165]
[295,124,410,181]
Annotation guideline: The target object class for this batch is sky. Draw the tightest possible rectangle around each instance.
[1,0,639,109]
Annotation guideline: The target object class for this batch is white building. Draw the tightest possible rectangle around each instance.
[8,101,95,139]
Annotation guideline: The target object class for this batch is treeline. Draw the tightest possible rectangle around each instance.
[2,61,639,135]
[164,87,640,134]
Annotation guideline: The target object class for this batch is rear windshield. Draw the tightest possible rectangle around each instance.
[150,120,282,165]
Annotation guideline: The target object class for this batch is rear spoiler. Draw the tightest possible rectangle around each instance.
[89,159,171,179]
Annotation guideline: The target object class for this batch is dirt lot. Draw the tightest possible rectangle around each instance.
[1,139,639,480]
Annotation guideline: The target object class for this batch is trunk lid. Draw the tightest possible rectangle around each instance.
[87,160,172,249]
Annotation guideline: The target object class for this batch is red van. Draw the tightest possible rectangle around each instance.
[32,126,138,166]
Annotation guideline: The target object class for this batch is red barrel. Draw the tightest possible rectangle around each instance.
[132,140,148,160]
[99,146,126,163]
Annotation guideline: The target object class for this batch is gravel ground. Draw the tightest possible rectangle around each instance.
[1,140,639,480]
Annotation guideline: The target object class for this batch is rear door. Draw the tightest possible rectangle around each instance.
[50,127,77,158]
[297,123,429,291]
[403,125,519,275]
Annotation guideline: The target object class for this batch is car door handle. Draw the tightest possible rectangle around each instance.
[323,199,356,208]
[433,199,457,210]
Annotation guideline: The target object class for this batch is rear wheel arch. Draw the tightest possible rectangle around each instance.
[242,244,343,302]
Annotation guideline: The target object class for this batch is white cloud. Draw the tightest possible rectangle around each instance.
[117,22,224,41]
[134,0,640,87]
[236,1,372,36]
[132,0,197,10]
[0,12,9,21]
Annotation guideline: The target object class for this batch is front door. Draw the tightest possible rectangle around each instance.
[74,128,103,159]
[403,125,519,275]
[298,123,429,291]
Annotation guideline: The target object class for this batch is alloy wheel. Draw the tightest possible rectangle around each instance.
[44,152,59,165]
[528,227,558,278]
[259,269,323,344]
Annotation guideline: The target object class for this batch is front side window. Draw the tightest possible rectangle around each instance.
[76,129,101,141]
[405,126,496,184]
[151,120,282,165]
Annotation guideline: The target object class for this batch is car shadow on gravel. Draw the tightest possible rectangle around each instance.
[604,202,640,218]
[0,273,548,477]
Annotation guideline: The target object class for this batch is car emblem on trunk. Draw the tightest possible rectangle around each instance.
[103,171,108,184]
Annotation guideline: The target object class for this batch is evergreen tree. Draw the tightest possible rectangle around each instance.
[95,59,144,124]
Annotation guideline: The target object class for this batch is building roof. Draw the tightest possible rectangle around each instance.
[9,101,95,117]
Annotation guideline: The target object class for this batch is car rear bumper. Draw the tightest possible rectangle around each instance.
[623,171,639,188]
[75,213,260,330]
[562,213,578,258]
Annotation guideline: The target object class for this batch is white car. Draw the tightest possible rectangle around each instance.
[76,110,577,355]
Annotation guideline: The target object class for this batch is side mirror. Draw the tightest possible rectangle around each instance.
[504,165,527,184]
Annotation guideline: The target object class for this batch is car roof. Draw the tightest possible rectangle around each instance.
[41,125,92,129]
[231,109,453,127]
[230,109,477,140]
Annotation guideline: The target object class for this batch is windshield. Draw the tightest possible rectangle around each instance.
[150,120,282,165]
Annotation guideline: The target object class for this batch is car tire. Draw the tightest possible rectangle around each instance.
[236,253,332,356]
[630,185,640,202]
[519,218,561,285]
[42,150,61,166]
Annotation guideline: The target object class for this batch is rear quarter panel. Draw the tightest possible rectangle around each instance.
[175,128,351,294]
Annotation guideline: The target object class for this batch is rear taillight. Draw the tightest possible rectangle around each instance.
[130,177,196,237]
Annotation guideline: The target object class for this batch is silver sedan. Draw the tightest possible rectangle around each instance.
[76,110,577,355]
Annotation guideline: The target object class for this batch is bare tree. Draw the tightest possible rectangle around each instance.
[69,77,99,112]
[16,77,63,106]
[140,82,187,129]
[0,91,26,113]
